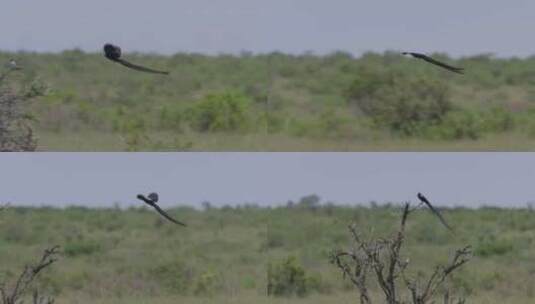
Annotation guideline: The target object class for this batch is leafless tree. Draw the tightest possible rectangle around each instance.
[0,67,47,151]
[330,203,471,304]
[0,246,60,304]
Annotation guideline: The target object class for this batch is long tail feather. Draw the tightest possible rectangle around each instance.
[117,58,169,75]
[419,55,464,74]
[152,204,187,226]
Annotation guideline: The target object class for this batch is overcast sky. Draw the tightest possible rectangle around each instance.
[0,1,534,57]
[0,153,534,208]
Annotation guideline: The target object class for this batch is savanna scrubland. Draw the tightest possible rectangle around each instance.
[2,50,535,151]
[1,196,535,303]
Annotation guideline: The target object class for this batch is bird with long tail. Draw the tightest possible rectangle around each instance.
[417,192,453,231]
[136,192,187,226]
[104,43,169,75]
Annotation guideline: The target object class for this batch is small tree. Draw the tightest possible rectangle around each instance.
[0,67,47,151]
[330,203,471,304]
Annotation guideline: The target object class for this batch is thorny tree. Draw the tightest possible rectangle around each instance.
[330,203,472,304]
[0,66,47,151]
[0,245,60,304]
[0,206,59,304]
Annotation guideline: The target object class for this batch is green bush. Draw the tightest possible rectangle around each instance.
[480,106,514,133]
[424,106,514,140]
[187,91,252,132]
[429,110,484,140]
[267,256,327,297]
[346,69,452,135]
[267,256,307,297]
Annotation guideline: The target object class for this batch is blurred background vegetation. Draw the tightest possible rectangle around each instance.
[3,50,535,150]
[1,196,535,303]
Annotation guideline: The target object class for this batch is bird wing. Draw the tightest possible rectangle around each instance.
[418,194,453,231]
[150,203,187,226]
[116,58,169,75]
[417,54,464,74]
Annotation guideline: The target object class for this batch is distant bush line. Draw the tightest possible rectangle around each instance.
[3,50,535,149]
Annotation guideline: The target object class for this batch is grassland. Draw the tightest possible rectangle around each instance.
[3,50,535,151]
[1,201,535,303]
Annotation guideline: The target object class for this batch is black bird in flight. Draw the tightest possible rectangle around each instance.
[417,192,452,231]
[136,192,187,226]
[103,43,169,75]
[402,52,464,74]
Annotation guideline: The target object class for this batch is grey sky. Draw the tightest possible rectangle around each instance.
[0,1,534,57]
[1,153,534,208]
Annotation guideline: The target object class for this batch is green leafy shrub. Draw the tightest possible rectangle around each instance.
[480,106,514,133]
[267,256,307,297]
[429,110,484,140]
[424,106,514,140]
[267,256,327,297]
[187,91,252,132]
[347,69,452,135]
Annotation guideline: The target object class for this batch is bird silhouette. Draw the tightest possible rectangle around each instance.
[136,192,187,226]
[417,192,452,231]
[402,52,464,74]
[103,43,169,75]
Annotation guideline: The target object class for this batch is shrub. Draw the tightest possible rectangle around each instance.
[267,256,307,297]
[429,110,483,140]
[187,91,252,132]
[347,69,452,135]
[267,256,326,297]
[424,106,514,140]
[0,72,47,151]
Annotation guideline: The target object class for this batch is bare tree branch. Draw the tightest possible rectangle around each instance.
[1,246,60,304]
[0,69,46,151]
[330,203,471,304]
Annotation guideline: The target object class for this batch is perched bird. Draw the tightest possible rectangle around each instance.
[402,52,464,74]
[136,192,187,226]
[103,43,169,75]
[417,192,452,231]
[6,59,21,70]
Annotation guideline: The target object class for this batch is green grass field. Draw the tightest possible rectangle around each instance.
[1,202,534,303]
[4,50,535,151]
